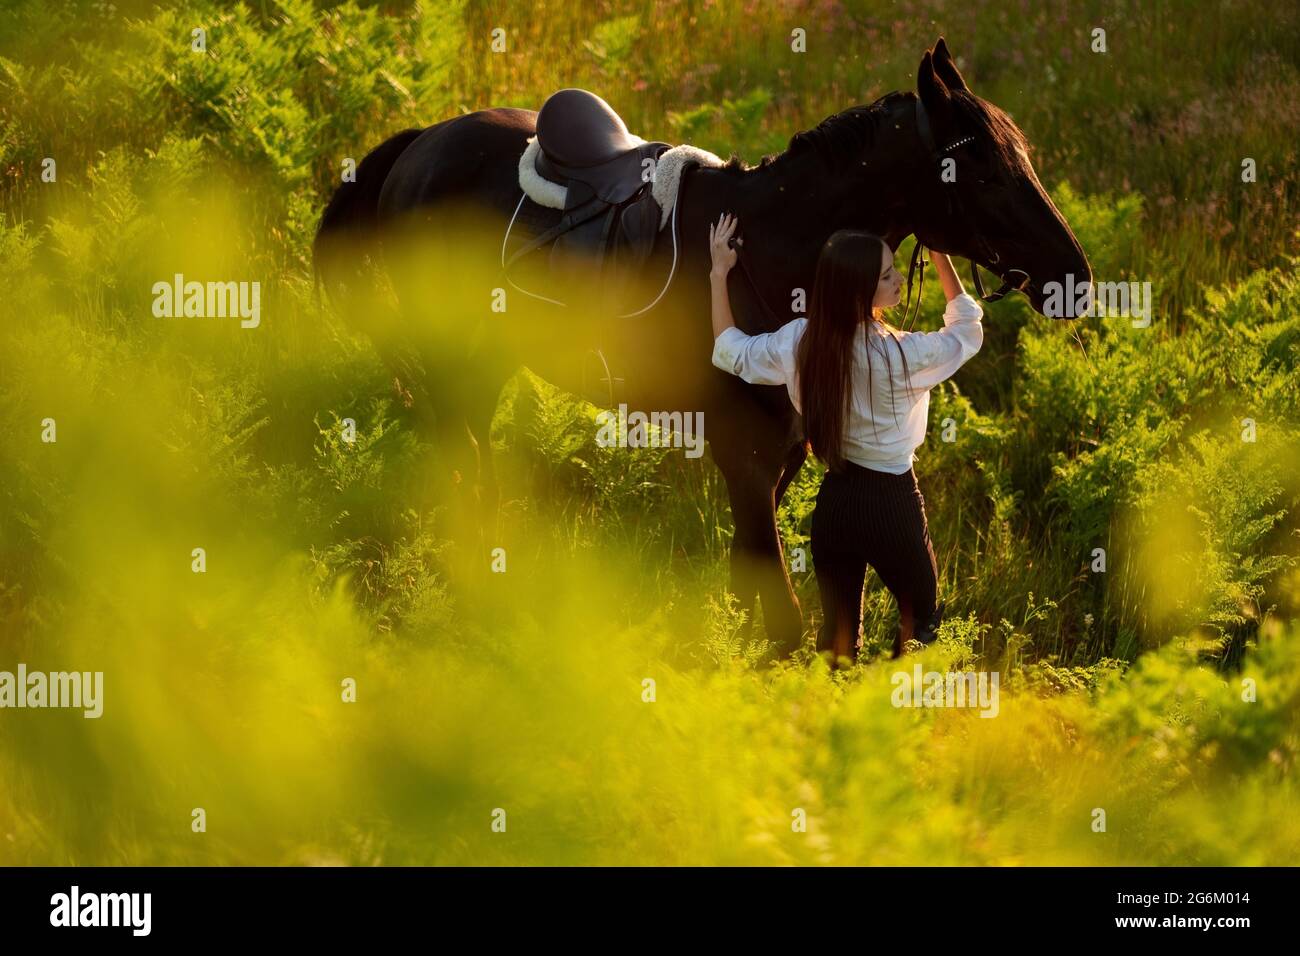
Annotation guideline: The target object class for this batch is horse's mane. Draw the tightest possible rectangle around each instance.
[945,89,1034,169]
[720,87,1031,174]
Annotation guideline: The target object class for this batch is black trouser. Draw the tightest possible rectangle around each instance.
[810,461,939,659]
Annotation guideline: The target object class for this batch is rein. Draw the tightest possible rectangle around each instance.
[727,235,788,328]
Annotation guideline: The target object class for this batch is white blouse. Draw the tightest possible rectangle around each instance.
[711,293,984,474]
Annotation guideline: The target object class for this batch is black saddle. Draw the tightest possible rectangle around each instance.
[507,89,671,307]
[535,88,668,204]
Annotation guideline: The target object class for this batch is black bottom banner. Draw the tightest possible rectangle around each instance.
[0,866,1289,942]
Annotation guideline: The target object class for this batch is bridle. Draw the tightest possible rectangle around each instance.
[902,95,1031,329]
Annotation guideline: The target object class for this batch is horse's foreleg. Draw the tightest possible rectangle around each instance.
[462,363,514,559]
[725,469,804,656]
[774,439,809,506]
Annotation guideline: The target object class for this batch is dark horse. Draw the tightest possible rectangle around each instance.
[313,39,1091,654]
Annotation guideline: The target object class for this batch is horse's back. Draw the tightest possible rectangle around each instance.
[377,107,536,218]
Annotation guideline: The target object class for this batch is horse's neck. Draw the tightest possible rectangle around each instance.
[722,148,903,304]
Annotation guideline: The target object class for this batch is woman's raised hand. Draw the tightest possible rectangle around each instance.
[927,249,964,301]
[709,212,741,277]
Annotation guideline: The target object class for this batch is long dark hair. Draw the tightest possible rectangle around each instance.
[796,230,911,472]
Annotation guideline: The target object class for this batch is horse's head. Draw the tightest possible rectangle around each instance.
[902,38,1091,317]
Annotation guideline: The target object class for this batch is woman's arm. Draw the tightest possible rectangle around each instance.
[706,212,803,386]
[709,213,740,341]
[929,250,965,301]
[900,251,983,390]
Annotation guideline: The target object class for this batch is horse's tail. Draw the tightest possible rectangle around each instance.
[313,127,423,306]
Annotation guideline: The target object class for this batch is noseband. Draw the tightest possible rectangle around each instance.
[903,96,1031,328]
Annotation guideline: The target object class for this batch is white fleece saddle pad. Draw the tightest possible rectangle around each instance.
[518,137,726,230]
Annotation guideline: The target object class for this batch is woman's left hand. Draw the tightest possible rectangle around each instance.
[709,212,741,277]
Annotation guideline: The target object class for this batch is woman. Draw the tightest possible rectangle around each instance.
[707,214,983,663]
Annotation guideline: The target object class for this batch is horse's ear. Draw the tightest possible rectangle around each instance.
[917,50,951,109]
[932,37,970,92]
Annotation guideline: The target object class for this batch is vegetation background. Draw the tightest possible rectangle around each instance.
[1,0,1298,864]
